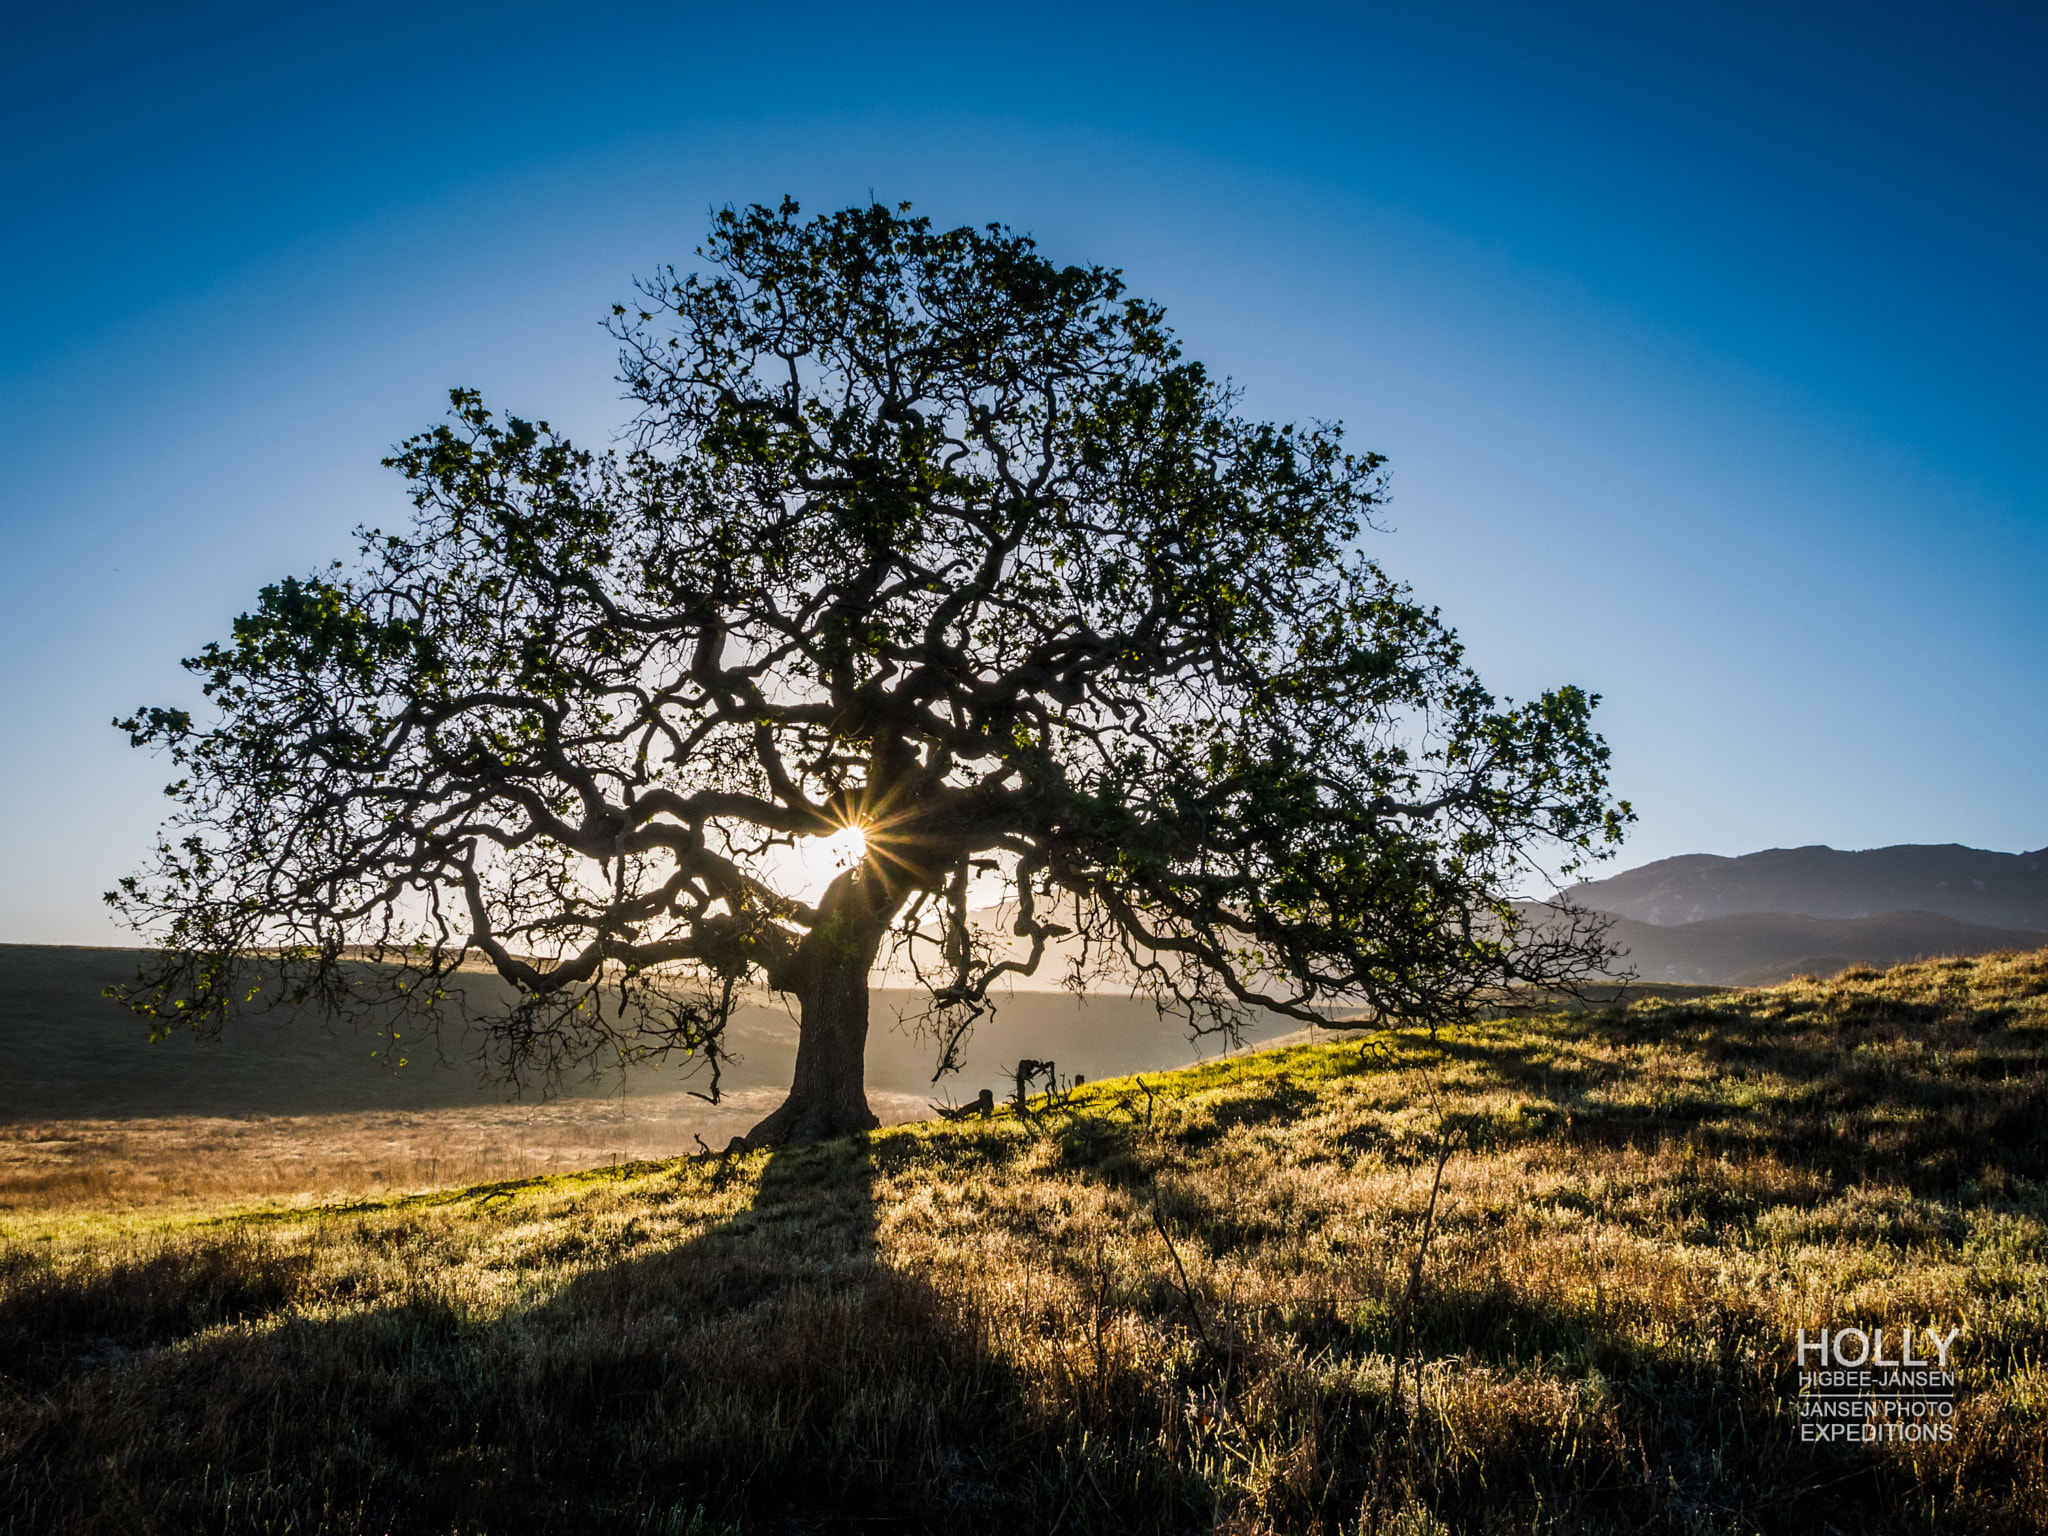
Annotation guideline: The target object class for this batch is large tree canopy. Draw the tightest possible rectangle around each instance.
[114,199,1630,1145]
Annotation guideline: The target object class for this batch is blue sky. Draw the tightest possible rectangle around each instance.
[2,1,2041,945]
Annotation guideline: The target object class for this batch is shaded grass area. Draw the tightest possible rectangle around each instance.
[3,952,2046,1533]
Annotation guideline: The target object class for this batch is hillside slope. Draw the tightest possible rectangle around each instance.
[4,950,2045,1533]
[1567,843,2048,930]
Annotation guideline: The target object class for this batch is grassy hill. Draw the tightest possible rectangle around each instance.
[4,950,2046,1533]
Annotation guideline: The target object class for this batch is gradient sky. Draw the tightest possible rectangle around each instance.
[2,1,2042,946]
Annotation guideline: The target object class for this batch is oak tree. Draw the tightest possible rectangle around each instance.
[114,200,1630,1146]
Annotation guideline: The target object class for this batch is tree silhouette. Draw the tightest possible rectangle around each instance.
[113,200,1630,1145]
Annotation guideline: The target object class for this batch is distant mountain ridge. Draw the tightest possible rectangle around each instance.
[1567,844,2048,933]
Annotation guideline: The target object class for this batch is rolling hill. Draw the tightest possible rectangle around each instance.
[2,944,1298,1124]
[1597,907,2046,985]
[1566,842,2048,931]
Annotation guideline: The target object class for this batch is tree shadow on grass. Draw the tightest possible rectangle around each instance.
[501,1137,1002,1531]
[0,1138,1051,1536]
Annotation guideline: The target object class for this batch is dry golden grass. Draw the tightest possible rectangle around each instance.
[0,1091,938,1213]
[3,951,2046,1533]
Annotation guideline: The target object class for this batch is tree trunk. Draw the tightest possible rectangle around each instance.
[744,870,893,1147]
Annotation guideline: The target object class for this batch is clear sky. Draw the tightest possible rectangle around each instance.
[2,1,2042,945]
